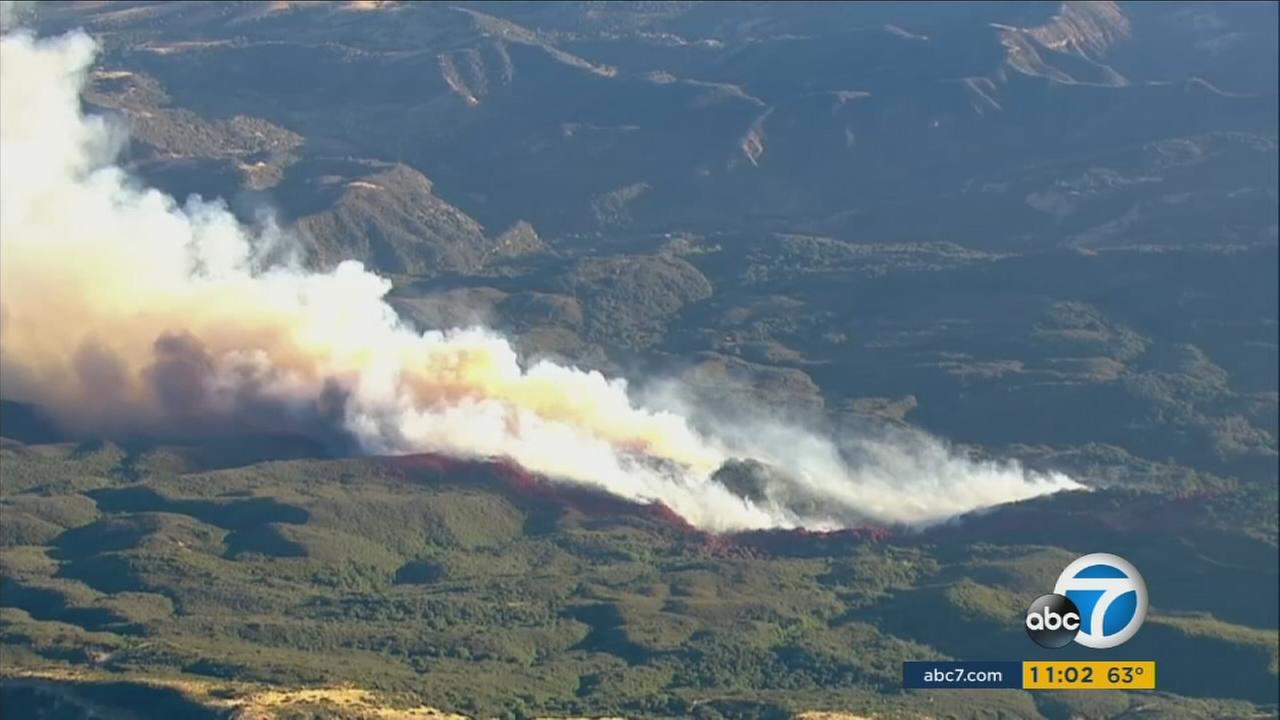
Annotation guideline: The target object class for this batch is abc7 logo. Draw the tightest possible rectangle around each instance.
[1026,553,1147,649]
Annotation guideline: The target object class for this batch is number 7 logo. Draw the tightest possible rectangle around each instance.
[1054,553,1148,649]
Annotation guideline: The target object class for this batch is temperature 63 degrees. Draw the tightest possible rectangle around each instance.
[1023,661,1156,690]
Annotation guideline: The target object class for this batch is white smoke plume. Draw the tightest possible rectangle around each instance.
[0,2,29,32]
[0,28,1082,531]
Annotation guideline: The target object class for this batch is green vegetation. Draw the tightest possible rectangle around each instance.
[9,3,1279,717]
[1,440,1276,719]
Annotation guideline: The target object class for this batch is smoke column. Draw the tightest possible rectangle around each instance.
[0,28,1081,531]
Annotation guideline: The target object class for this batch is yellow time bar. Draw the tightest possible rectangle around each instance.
[1023,661,1156,690]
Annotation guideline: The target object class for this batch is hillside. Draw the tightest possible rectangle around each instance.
[31,1,1276,246]
[1,2,1277,719]
[0,439,1275,719]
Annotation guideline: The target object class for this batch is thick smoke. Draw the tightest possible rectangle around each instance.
[0,28,1082,531]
